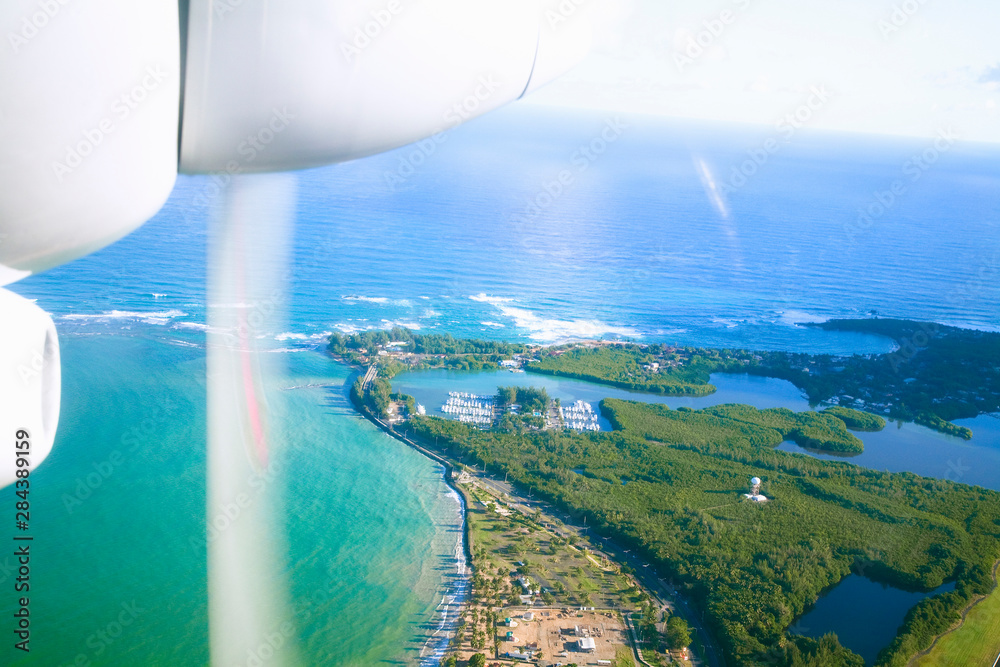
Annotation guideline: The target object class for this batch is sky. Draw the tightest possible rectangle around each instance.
[527,0,1000,144]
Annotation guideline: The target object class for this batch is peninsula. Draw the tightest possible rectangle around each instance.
[330,319,1000,666]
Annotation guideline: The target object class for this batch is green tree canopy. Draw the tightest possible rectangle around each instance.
[666,615,692,649]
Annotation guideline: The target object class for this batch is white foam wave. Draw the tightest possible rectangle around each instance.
[779,310,827,325]
[165,338,201,348]
[710,317,740,329]
[175,322,209,331]
[332,323,366,334]
[62,309,187,321]
[386,320,422,330]
[343,295,388,304]
[274,331,333,343]
[938,320,1000,333]
[418,484,470,666]
[468,293,514,306]
[344,295,415,307]
[498,305,637,342]
[480,321,505,328]
[332,321,422,335]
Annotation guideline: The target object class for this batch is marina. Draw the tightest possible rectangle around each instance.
[392,370,1000,491]
[441,392,497,426]
[437,390,603,432]
[559,400,601,431]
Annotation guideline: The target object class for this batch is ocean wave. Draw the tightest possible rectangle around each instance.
[938,320,1000,333]
[150,293,167,299]
[709,317,741,329]
[343,295,388,304]
[332,321,422,335]
[468,293,514,306]
[778,310,828,326]
[274,331,333,343]
[342,295,414,307]
[498,305,638,342]
[275,332,308,341]
[62,309,187,321]
[472,295,637,342]
[419,485,470,666]
[175,322,210,331]
[384,320,422,330]
[164,338,202,348]
[331,323,366,335]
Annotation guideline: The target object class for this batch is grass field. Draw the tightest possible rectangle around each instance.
[462,481,640,610]
[912,581,1000,667]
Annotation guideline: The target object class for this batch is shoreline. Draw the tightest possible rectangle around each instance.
[341,362,720,667]
[347,367,476,665]
[336,350,998,666]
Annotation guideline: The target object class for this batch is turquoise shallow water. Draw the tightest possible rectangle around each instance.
[4,335,464,666]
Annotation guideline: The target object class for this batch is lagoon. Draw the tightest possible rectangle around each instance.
[791,574,956,665]
[392,369,1000,491]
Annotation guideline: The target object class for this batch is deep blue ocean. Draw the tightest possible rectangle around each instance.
[5,104,999,665]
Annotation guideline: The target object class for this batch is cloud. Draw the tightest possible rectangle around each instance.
[978,63,1000,84]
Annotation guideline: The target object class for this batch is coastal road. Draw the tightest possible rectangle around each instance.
[376,423,722,666]
[464,468,721,667]
[361,364,378,392]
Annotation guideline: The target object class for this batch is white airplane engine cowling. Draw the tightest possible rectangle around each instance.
[179,0,593,173]
[0,289,60,489]
[0,0,181,280]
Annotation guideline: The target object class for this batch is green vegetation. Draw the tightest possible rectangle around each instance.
[521,319,1000,438]
[773,634,865,667]
[604,401,867,453]
[496,385,549,412]
[404,400,1000,666]
[913,565,1000,667]
[467,653,486,667]
[612,646,638,666]
[753,319,1000,439]
[329,326,527,356]
[329,327,528,373]
[820,406,887,431]
[527,345,743,396]
[350,376,393,418]
[666,614,692,649]
[462,482,640,611]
